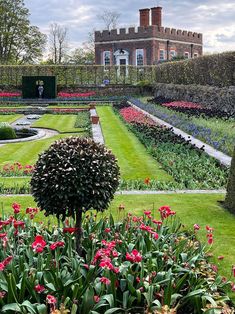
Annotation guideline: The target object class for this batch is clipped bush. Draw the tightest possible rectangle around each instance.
[225,147,235,213]
[31,137,120,254]
[0,122,17,140]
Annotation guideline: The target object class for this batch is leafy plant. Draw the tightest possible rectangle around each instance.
[0,123,16,140]
[0,203,233,313]
[30,137,120,254]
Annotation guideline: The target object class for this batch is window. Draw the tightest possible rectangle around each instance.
[159,49,165,61]
[170,50,176,59]
[194,53,198,58]
[184,52,190,59]
[103,51,111,66]
[136,49,144,66]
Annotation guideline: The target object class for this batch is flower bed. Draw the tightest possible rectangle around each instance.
[162,101,203,109]
[0,203,233,313]
[0,92,21,98]
[135,98,235,156]
[115,102,229,189]
[58,92,96,98]
[0,163,34,177]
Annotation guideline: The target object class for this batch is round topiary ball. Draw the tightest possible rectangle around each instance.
[30,137,120,219]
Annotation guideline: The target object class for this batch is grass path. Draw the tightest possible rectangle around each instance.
[0,114,23,124]
[0,133,86,165]
[0,193,234,281]
[97,106,173,181]
[32,114,83,133]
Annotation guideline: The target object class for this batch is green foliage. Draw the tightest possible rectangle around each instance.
[0,122,16,140]
[31,137,120,219]
[74,111,91,129]
[155,51,235,87]
[0,206,233,313]
[0,0,46,64]
[225,147,235,213]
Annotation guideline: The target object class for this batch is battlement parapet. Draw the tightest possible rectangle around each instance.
[95,26,202,44]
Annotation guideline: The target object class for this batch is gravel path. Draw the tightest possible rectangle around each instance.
[90,109,105,144]
[128,101,232,167]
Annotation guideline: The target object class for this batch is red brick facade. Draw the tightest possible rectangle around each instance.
[95,7,203,66]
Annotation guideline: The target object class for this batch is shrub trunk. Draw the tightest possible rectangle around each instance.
[225,146,235,213]
[75,210,83,255]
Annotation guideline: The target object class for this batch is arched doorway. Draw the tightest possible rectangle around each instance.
[114,49,129,76]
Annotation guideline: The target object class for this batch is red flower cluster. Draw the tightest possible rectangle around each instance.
[119,107,155,125]
[50,108,88,114]
[26,207,39,219]
[0,92,21,97]
[34,284,45,294]
[12,202,21,214]
[32,235,47,253]
[162,101,203,109]
[50,241,65,250]
[58,92,96,98]
[159,206,176,220]
[100,277,111,285]
[0,256,13,271]
[92,240,119,273]
[126,249,142,263]
[63,227,77,234]
[206,225,214,245]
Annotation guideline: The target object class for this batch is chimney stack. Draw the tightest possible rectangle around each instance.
[139,8,150,27]
[151,7,162,27]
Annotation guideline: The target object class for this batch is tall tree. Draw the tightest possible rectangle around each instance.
[97,10,120,30]
[49,23,68,64]
[0,0,46,64]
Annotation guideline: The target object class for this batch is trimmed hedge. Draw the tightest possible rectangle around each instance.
[155,51,235,87]
[154,83,235,114]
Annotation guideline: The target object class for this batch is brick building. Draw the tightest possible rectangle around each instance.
[95,7,203,66]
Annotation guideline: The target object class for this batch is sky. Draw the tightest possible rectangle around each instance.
[24,0,235,54]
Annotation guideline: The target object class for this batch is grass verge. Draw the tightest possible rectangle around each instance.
[96,106,173,181]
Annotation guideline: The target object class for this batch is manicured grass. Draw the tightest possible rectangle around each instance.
[32,114,83,133]
[0,177,30,187]
[97,106,173,181]
[0,133,87,166]
[0,193,234,282]
[0,114,23,123]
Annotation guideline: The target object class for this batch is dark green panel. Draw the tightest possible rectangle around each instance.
[22,76,57,99]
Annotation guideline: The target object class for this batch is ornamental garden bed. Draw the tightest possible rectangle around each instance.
[136,97,235,157]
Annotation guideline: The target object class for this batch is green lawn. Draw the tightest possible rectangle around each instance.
[0,193,234,281]
[0,114,23,123]
[32,114,83,133]
[0,133,86,165]
[97,106,173,181]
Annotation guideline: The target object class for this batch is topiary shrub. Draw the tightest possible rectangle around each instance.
[30,137,120,254]
[0,123,17,140]
[225,146,235,213]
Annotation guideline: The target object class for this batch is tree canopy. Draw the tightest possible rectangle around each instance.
[0,0,46,64]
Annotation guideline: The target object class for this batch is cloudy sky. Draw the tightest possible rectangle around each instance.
[24,0,235,54]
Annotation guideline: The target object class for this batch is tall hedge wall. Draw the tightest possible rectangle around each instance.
[0,65,155,88]
[155,51,235,87]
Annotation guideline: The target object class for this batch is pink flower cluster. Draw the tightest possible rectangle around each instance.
[162,101,203,109]
[58,92,96,98]
[0,256,13,271]
[206,225,214,245]
[0,92,21,98]
[126,249,142,263]
[31,235,65,253]
[119,107,156,125]
[1,163,34,175]
[159,206,176,220]
[92,240,120,273]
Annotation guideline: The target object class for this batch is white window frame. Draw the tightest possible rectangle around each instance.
[170,50,176,59]
[159,49,165,61]
[103,51,111,66]
[184,52,190,59]
[136,49,144,66]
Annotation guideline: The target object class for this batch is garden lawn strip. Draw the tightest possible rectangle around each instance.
[0,193,234,284]
[32,114,84,133]
[96,106,173,181]
[0,114,23,123]
[0,133,88,166]
[0,177,30,194]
